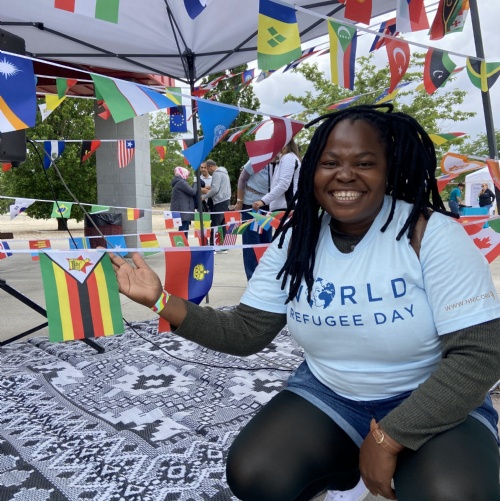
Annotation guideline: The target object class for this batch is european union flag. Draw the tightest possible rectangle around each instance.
[0,53,36,132]
[170,106,187,133]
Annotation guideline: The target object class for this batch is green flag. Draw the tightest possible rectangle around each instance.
[466,59,500,92]
[51,201,73,219]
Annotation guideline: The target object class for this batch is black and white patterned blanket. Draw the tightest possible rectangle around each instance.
[0,309,303,500]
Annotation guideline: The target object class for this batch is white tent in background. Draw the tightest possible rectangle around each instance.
[464,166,494,209]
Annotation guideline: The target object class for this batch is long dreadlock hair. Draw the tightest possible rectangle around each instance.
[274,103,455,304]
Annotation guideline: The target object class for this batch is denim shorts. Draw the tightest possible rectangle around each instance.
[285,361,499,447]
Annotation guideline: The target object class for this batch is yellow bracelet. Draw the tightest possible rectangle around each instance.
[150,290,171,314]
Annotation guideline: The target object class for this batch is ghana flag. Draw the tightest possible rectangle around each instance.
[39,251,124,342]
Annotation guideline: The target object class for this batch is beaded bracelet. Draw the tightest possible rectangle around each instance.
[150,290,171,314]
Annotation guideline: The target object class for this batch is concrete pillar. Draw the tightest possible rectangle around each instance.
[94,103,152,250]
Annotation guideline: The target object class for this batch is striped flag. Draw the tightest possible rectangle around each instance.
[127,208,145,220]
[423,49,457,95]
[226,126,250,143]
[39,251,124,342]
[223,232,238,246]
[159,248,214,332]
[43,140,65,169]
[396,0,429,32]
[56,77,78,99]
[117,140,135,168]
[328,20,357,90]
[370,18,398,52]
[0,241,12,260]
[80,140,101,163]
[139,233,160,256]
[151,139,168,161]
[92,74,178,123]
[283,47,319,72]
[327,95,361,110]
[429,0,463,40]
[54,0,120,23]
[70,237,92,249]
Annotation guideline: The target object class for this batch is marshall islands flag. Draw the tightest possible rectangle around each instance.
[39,251,124,342]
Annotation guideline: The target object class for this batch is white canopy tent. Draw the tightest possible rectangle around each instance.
[465,166,494,209]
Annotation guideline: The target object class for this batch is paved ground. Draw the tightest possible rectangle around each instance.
[2,212,500,501]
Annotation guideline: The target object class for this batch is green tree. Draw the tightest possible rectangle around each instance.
[283,52,475,157]
[459,130,500,158]
[149,112,185,203]
[198,65,262,199]
[0,98,96,228]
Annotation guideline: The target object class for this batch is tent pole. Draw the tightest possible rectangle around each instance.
[468,0,499,212]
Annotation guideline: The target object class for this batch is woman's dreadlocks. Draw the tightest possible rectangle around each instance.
[274,103,454,304]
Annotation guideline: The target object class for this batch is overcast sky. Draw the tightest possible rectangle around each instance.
[250,1,500,143]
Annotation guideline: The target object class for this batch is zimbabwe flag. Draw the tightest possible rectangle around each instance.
[39,251,124,342]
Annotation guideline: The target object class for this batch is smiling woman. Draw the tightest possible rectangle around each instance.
[109,104,500,501]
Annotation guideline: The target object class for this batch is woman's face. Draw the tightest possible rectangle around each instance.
[314,119,388,235]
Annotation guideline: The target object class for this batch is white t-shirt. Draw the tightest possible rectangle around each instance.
[241,197,500,400]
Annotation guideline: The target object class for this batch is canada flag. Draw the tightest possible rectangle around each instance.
[467,226,500,263]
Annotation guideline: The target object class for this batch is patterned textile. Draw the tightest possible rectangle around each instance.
[0,308,303,500]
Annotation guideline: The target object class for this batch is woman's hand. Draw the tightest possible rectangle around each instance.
[252,200,265,211]
[359,430,399,500]
[108,251,163,308]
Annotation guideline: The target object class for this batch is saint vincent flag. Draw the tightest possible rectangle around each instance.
[423,49,457,94]
[39,251,124,342]
[466,59,500,93]
[159,248,214,332]
[257,0,302,71]
[328,20,357,90]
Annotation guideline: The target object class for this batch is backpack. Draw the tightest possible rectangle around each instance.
[285,159,299,206]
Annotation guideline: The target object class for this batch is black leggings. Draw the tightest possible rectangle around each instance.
[226,391,500,501]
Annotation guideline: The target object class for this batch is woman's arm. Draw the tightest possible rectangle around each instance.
[108,251,286,355]
[380,318,500,450]
[261,154,296,206]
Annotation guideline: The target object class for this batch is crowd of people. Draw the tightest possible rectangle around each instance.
[112,104,500,501]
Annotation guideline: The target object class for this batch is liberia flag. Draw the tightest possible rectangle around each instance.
[39,251,124,342]
[117,140,135,168]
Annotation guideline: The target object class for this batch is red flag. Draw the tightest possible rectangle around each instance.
[344,0,372,24]
[2,163,12,172]
[80,140,102,163]
[169,231,189,247]
[29,239,51,262]
[467,226,500,263]
[245,117,304,172]
[429,0,463,40]
[97,100,111,120]
[159,249,214,332]
[386,39,410,92]
[436,173,458,193]
[253,244,271,264]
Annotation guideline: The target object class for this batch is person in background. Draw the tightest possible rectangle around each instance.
[199,161,212,213]
[170,166,197,238]
[109,105,500,501]
[234,159,273,280]
[202,159,231,247]
[448,182,465,215]
[253,139,302,213]
[478,183,496,213]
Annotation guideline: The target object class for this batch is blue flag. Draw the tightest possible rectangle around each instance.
[0,53,36,132]
[184,0,212,19]
[182,100,239,169]
[43,140,65,169]
[170,106,188,133]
